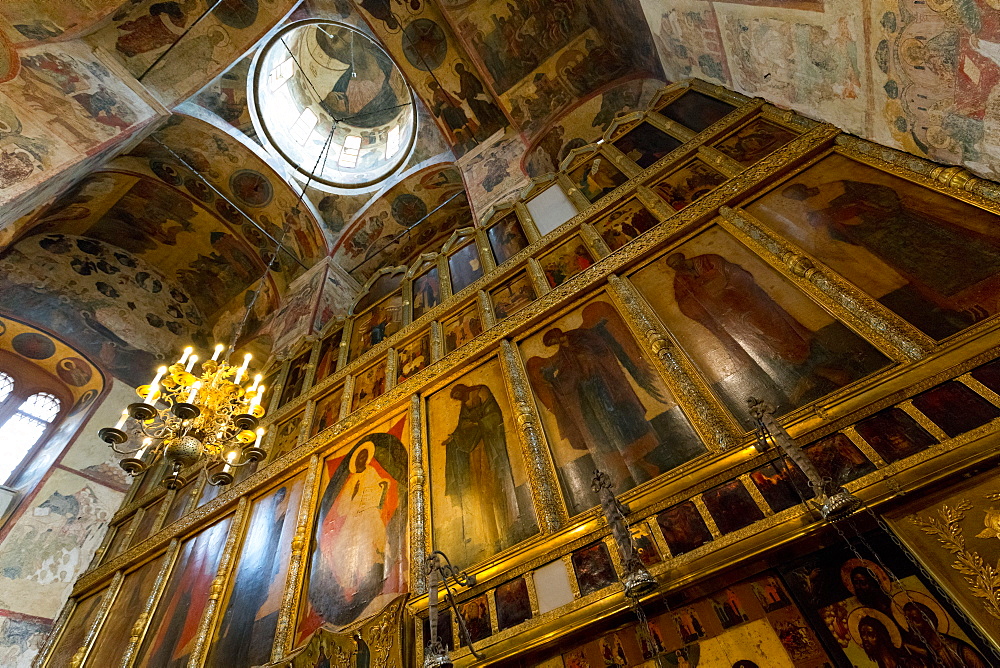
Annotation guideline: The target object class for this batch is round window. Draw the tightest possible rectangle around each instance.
[252,20,416,188]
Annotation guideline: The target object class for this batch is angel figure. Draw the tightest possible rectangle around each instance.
[526,301,672,499]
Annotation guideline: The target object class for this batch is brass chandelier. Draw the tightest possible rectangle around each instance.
[99,345,268,489]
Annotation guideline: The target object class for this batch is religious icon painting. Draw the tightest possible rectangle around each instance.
[659,89,736,132]
[46,591,106,667]
[592,198,659,251]
[197,468,224,507]
[206,476,305,668]
[486,212,529,266]
[162,478,196,527]
[278,350,311,407]
[129,496,166,549]
[396,332,431,383]
[411,267,441,321]
[711,587,750,629]
[612,121,684,169]
[427,357,539,571]
[348,293,403,362]
[746,152,1000,340]
[910,380,1000,438]
[567,156,628,203]
[701,480,766,535]
[87,555,166,666]
[311,388,343,438]
[495,577,532,632]
[597,630,642,665]
[630,523,662,567]
[422,608,453,652]
[520,295,706,515]
[296,413,409,644]
[713,117,799,167]
[135,516,233,667]
[673,606,708,644]
[269,411,304,459]
[651,158,727,212]
[630,225,891,429]
[853,406,937,463]
[441,302,483,354]
[751,574,791,613]
[314,329,343,383]
[572,542,618,597]
[458,594,492,645]
[351,358,388,412]
[656,501,713,557]
[354,272,404,314]
[972,356,1000,393]
[103,516,134,563]
[489,271,535,321]
[538,235,595,288]
[448,241,484,294]
[749,458,815,513]
[803,432,876,487]
[778,528,992,668]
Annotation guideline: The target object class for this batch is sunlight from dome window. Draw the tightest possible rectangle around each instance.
[0,392,60,482]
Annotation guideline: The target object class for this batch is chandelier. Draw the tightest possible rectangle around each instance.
[99,345,268,489]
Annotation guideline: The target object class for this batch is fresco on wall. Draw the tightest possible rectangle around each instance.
[780,529,990,668]
[207,476,304,668]
[630,226,890,428]
[427,358,538,570]
[0,468,120,621]
[297,415,409,641]
[457,130,530,219]
[521,297,705,515]
[486,212,529,266]
[191,55,255,138]
[86,554,166,667]
[0,610,51,668]
[747,153,1000,340]
[136,516,233,668]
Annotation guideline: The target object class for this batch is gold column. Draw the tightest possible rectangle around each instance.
[696,145,745,178]
[719,206,934,361]
[557,172,592,211]
[272,455,321,661]
[515,202,542,243]
[601,143,643,179]
[188,496,250,666]
[636,185,679,224]
[606,274,741,451]
[498,340,567,531]
[645,112,697,142]
[409,395,429,594]
[122,539,181,668]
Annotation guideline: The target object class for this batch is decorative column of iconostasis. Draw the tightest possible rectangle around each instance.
[408,395,429,596]
[269,456,320,662]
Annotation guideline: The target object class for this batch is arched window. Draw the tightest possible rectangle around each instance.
[0,364,66,485]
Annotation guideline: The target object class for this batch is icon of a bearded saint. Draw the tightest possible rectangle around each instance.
[311,438,401,625]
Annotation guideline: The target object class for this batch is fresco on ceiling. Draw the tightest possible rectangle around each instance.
[446,0,661,138]
[523,78,663,177]
[191,54,255,138]
[350,0,508,157]
[332,164,470,279]
[124,115,329,274]
[0,41,160,226]
[0,469,120,621]
[92,0,300,106]
[0,27,18,83]
[0,234,210,385]
[0,0,123,46]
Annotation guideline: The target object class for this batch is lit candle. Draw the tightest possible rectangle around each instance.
[248,374,262,393]
[186,381,202,403]
[185,354,199,373]
[177,346,194,365]
[144,366,168,405]
[254,427,265,448]
[211,343,224,361]
[222,449,238,474]
[249,385,265,410]
[234,353,252,383]
[114,409,129,430]
[135,437,152,460]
